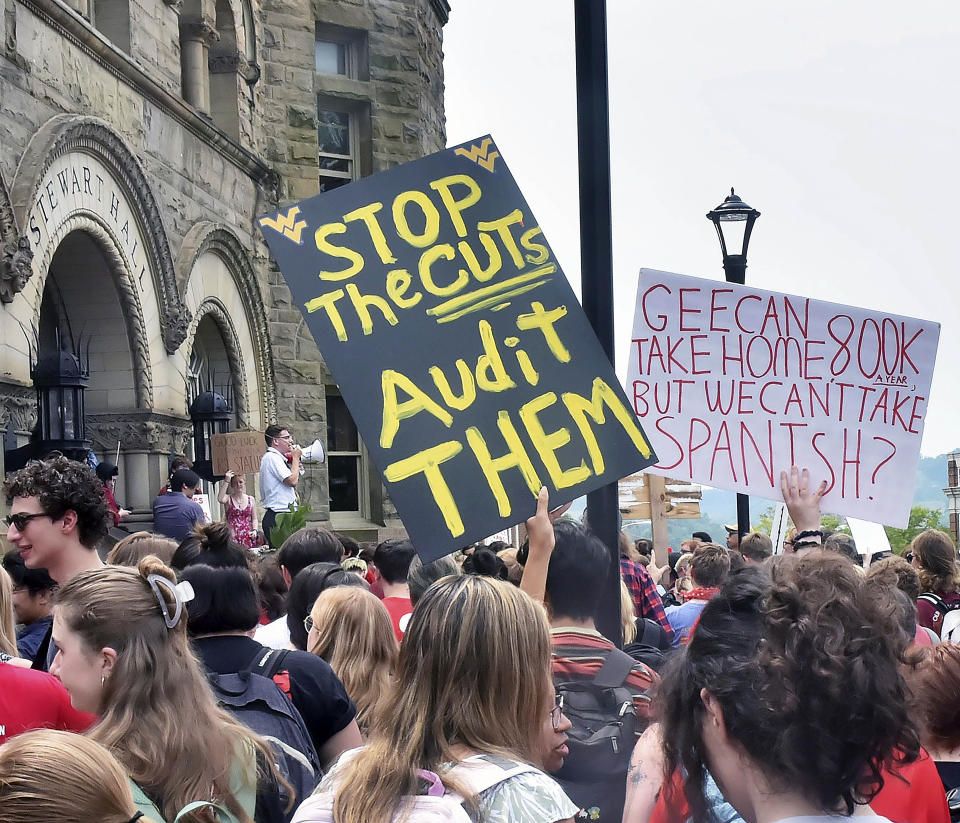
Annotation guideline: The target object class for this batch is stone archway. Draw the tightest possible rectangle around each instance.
[177,222,276,424]
[9,114,190,355]
[186,297,250,426]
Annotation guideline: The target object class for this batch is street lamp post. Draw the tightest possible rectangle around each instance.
[707,189,760,541]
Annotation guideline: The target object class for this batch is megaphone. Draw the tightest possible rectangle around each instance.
[301,439,325,463]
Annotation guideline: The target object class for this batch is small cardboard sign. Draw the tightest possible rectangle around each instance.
[627,269,940,527]
[258,136,658,560]
[211,431,264,476]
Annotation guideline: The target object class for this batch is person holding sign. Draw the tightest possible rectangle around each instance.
[217,471,261,549]
[260,425,301,550]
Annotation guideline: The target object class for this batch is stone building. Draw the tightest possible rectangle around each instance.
[945,451,960,543]
[0,0,449,541]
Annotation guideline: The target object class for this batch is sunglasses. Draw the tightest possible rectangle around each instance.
[4,512,51,531]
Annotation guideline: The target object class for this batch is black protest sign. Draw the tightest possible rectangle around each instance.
[258,135,657,561]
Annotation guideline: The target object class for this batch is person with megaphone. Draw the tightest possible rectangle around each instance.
[259,424,302,550]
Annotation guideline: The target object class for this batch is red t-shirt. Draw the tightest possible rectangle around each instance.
[0,664,95,744]
[382,596,413,642]
[651,748,949,823]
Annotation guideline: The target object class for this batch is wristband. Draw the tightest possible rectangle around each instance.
[795,529,824,541]
[793,538,823,551]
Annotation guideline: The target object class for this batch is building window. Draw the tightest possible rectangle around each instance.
[317,108,354,192]
[315,40,347,75]
[91,0,131,51]
[241,0,256,64]
[326,393,362,513]
[314,23,367,80]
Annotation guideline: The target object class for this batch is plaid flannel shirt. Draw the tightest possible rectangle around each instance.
[621,557,674,643]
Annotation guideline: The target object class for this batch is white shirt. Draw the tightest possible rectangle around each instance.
[260,447,295,512]
[254,615,292,650]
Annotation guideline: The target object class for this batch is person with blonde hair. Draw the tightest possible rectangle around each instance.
[51,556,286,823]
[306,586,396,732]
[293,575,579,823]
[0,565,18,658]
[106,531,178,567]
[0,729,161,823]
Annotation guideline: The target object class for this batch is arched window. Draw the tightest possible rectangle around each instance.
[241,0,256,65]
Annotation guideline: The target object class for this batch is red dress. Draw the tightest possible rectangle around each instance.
[225,494,258,548]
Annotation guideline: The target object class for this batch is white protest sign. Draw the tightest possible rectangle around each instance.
[846,517,892,557]
[627,269,940,527]
[770,503,789,555]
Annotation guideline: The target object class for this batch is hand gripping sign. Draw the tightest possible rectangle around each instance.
[627,269,940,527]
[258,137,657,561]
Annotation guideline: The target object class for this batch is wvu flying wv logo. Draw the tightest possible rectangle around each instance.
[454,138,499,172]
[259,206,308,244]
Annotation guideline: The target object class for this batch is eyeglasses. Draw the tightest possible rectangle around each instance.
[5,512,51,531]
[303,615,315,634]
[550,694,564,732]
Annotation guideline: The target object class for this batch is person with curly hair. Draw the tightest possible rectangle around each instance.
[3,456,108,669]
[910,530,960,638]
[637,468,934,823]
[3,456,108,585]
[652,554,922,823]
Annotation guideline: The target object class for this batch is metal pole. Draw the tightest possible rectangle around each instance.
[723,249,750,539]
[574,0,621,646]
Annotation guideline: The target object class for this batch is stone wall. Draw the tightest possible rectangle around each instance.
[0,0,448,535]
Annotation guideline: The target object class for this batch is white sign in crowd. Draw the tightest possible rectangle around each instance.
[627,269,940,527]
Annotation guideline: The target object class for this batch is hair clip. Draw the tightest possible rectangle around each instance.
[147,574,195,629]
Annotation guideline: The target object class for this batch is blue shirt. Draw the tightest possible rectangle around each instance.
[665,599,708,647]
[17,615,52,661]
[152,491,204,542]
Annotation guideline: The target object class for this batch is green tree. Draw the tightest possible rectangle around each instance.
[884,505,948,554]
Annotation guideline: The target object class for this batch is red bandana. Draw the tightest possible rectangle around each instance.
[681,586,719,603]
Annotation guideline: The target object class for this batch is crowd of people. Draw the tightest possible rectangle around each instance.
[0,449,958,823]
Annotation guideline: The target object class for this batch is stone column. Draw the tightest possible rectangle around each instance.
[86,412,192,516]
[180,20,219,115]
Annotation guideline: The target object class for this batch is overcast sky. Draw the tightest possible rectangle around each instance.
[443,1,960,458]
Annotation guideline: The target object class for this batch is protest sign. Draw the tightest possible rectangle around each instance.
[258,136,657,560]
[627,269,939,527]
[846,518,892,557]
[211,430,263,476]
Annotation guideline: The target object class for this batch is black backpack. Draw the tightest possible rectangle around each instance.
[207,670,322,823]
[553,649,639,822]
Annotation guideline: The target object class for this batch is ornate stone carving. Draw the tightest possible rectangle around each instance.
[86,412,192,454]
[10,116,192,353]
[209,51,243,74]
[0,383,37,434]
[181,20,220,46]
[0,235,34,303]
